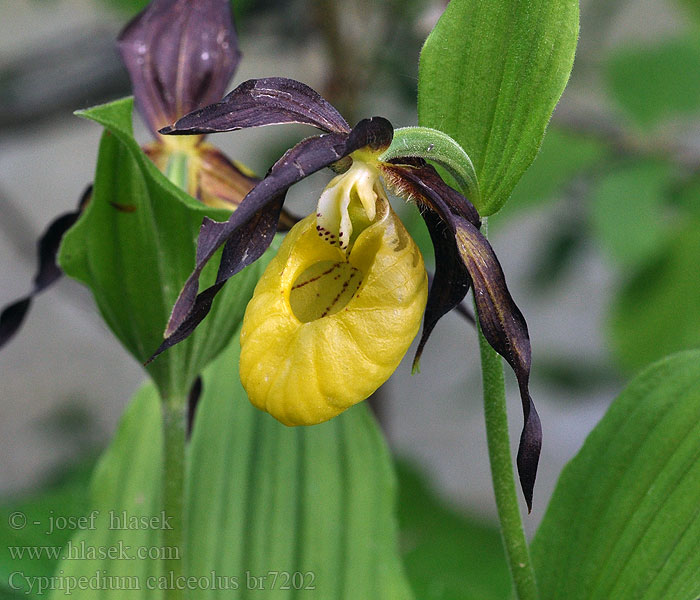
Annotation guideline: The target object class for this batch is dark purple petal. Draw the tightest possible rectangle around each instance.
[118,0,240,135]
[163,133,348,339]
[426,272,476,326]
[217,195,284,281]
[0,299,31,350]
[384,161,540,510]
[148,116,393,362]
[457,218,541,511]
[414,208,472,371]
[0,186,90,350]
[160,77,351,135]
[383,156,481,226]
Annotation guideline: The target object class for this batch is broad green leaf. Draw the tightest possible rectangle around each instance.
[608,217,700,372]
[49,337,412,598]
[186,339,412,599]
[531,350,700,600]
[673,173,700,217]
[418,0,579,215]
[59,98,264,398]
[590,161,673,268]
[47,384,164,600]
[606,35,700,128]
[395,462,510,600]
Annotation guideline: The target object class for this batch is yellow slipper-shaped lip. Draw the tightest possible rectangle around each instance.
[239,199,428,426]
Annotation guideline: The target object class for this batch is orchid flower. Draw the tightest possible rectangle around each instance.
[150,77,542,509]
[0,0,260,348]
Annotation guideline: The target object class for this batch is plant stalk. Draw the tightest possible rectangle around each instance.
[162,396,187,600]
[476,220,539,600]
[160,149,192,599]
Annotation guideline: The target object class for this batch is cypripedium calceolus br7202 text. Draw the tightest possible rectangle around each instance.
[150,77,542,510]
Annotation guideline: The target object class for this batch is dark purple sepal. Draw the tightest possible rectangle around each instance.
[383,157,481,225]
[455,218,541,511]
[0,186,90,350]
[159,77,351,135]
[117,0,240,136]
[413,208,473,370]
[0,299,31,350]
[196,145,258,208]
[384,161,540,510]
[149,116,394,361]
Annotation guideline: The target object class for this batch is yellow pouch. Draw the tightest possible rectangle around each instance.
[240,198,427,425]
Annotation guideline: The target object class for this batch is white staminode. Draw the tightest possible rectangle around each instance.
[315,158,385,251]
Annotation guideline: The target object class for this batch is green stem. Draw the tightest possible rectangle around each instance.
[162,396,187,600]
[165,152,189,191]
[162,148,190,599]
[476,220,539,600]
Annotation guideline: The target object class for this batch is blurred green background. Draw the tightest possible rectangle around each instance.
[1,0,699,597]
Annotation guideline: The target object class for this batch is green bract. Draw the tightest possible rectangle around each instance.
[418,0,579,215]
[58,98,266,398]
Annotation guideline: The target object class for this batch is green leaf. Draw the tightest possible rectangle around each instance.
[186,339,412,598]
[395,462,510,600]
[590,161,673,268]
[48,337,412,598]
[531,350,700,600]
[606,35,700,129]
[608,217,700,372]
[675,0,700,27]
[59,98,264,397]
[48,384,164,600]
[672,173,700,218]
[418,0,579,215]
